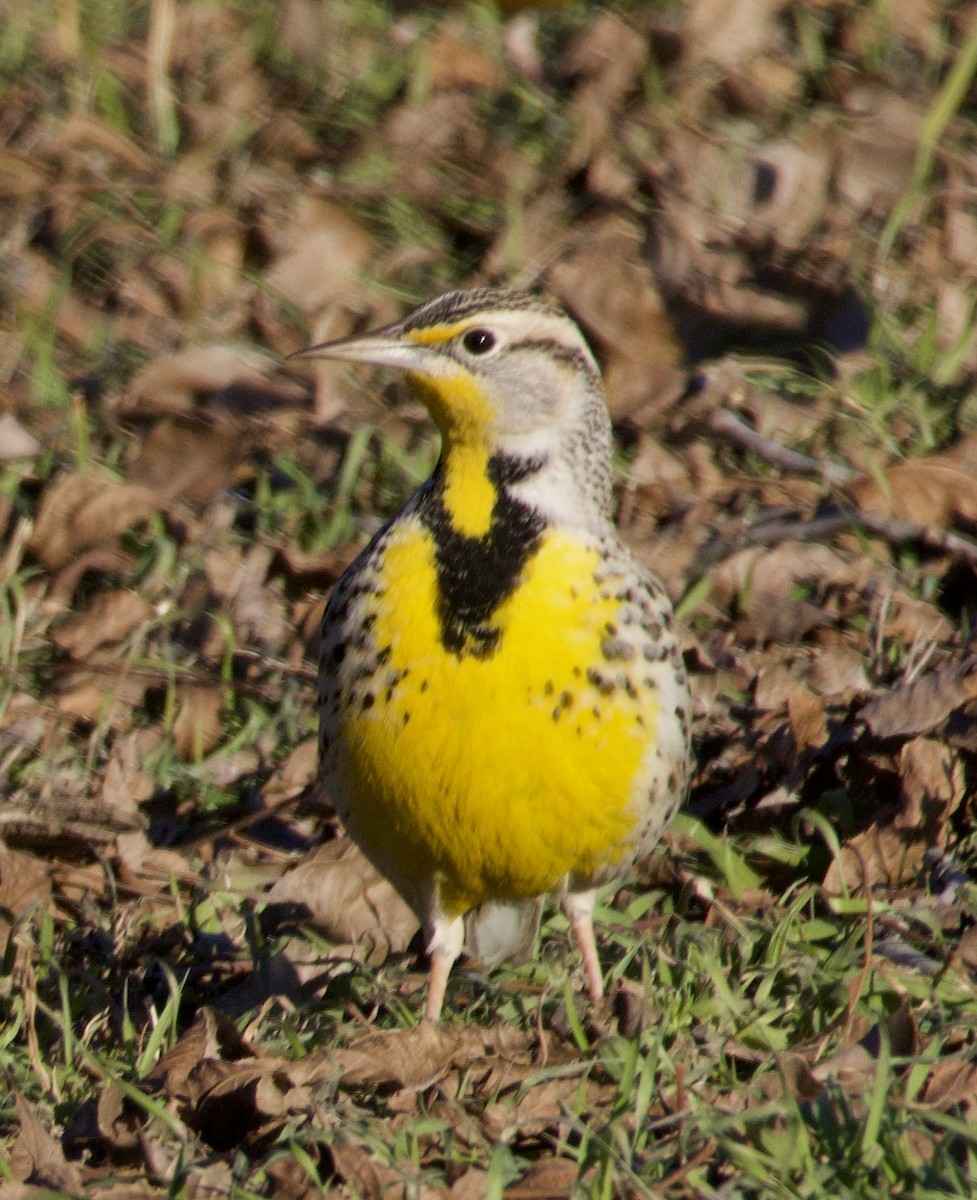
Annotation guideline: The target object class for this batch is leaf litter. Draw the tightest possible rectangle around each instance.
[1,0,977,1196]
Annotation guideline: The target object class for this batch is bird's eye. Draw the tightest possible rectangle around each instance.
[461,328,496,355]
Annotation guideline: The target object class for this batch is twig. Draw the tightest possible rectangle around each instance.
[709,409,856,487]
[690,505,977,573]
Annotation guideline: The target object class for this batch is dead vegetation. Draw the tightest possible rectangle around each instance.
[1,0,977,1195]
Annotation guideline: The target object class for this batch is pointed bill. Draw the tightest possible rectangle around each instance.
[289,328,430,373]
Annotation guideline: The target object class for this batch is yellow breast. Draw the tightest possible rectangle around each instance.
[333,520,663,917]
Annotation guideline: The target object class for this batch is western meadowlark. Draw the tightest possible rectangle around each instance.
[298,288,692,1021]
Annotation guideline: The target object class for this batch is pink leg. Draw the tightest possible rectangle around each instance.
[424,915,464,1022]
[564,889,603,1002]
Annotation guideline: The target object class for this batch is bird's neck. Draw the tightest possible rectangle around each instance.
[437,438,498,539]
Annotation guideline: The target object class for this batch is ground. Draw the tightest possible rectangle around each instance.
[1,1,977,1197]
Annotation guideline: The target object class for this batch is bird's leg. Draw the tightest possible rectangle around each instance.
[563,888,603,1002]
[424,914,464,1022]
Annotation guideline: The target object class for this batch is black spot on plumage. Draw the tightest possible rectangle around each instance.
[419,454,546,659]
[587,667,616,696]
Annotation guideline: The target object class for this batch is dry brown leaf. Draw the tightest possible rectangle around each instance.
[812,1004,918,1093]
[265,198,372,317]
[55,670,149,728]
[265,837,418,965]
[546,215,683,420]
[29,472,160,571]
[115,830,195,889]
[172,685,225,760]
[263,737,318,802]
[0,414,40,459]
[51,588,151,659]
[824,738,964,892]
[329,1140,406,1200]
[148,1007,256,1097]
[191,1059,312,1148]
[503,1157,582,1199]
[0,842,50,933]
[15,249,109,346]
[57,112,154,172]
[684,0,786,68]
[185,208,246,313]
[743,133,833,247]
[920,1056,977,1113]
[836,86,922,210]
[561,12,647,178]
[860,661,977,739]
[787,686,828,754]
[205,544,288,645]
[7,1093,83,1193]
[263,1155,323,1200]
[428,27,504,91]
[127,416,249,505]
[767,1051,825,1103]
[709,542,852,643]
[808,642,872,698]
[449,1169,490,1199]
[0,146,51,199]
[125,344,278,414]
[95,1083,145,1152]
[334,1022,474,1089]
[100,754,150,827]
[849,459,977,528]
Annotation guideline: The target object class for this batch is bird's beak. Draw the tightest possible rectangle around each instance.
[289,326,431,374]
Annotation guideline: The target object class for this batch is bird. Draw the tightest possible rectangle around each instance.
[297,287,692,1021]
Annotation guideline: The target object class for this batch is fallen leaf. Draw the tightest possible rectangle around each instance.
[824,738,964,892]
[328,1140,406,1200]
[29,472,159,571]
[127,415,249,505]
[860,661,977,739]
[920,1056,977,1114]
[0,414,40,459]
[124,344,279,415]
[264,837,419,965]
[503,1157,582,1199]
[0,842,51,934]
[684,0,786,69]
[334,1022,473,1089]
[812,1004,919,1094]
[7,1093,83,1193]
[172,685,225,760]
[848,459,977,528]
[51,588,151,659]
[148,1007,257,1097]
[787,686,828,754]
[546,215,683,421]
